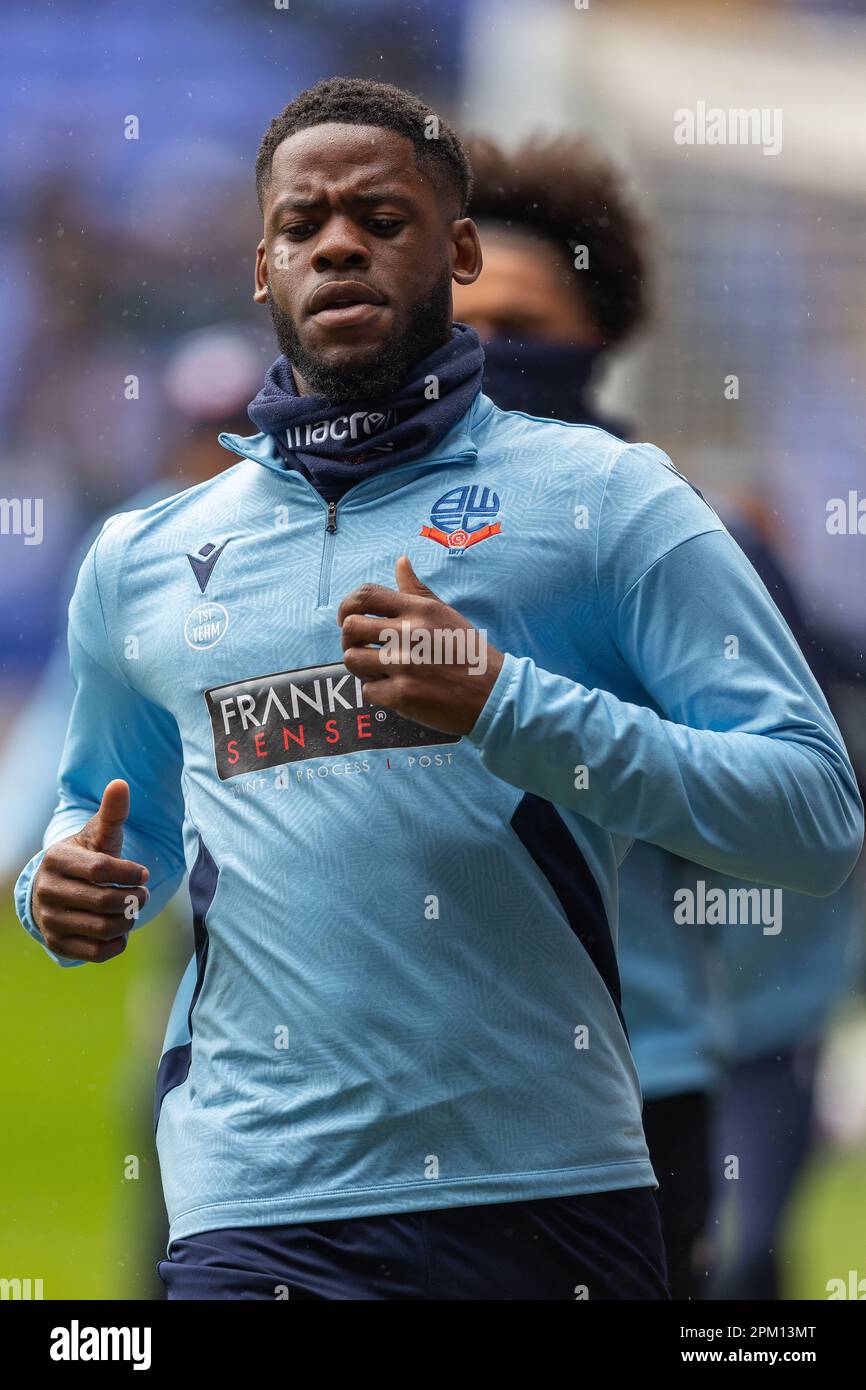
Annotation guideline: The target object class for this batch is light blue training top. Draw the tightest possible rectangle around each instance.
[15,393,862,1241]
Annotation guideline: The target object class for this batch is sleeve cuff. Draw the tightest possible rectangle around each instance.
[14,847,85,969]
[466,650,520,749]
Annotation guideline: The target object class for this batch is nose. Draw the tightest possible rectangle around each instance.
[310,214,370,272]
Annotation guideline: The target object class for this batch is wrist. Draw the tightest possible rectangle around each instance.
[466,649,515,742]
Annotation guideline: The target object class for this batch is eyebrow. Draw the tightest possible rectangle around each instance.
[268,189,416,222]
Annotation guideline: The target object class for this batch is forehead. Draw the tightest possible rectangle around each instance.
[266,122,428,201]
[479,226,567,271]
[473,229,570,293]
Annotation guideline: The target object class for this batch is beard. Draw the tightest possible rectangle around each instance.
[266,268,453,403]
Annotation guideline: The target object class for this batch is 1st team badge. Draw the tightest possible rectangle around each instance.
[420,484,502,555]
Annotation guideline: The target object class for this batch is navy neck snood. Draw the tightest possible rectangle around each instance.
[481,337,631,439]
[247,322,485,503]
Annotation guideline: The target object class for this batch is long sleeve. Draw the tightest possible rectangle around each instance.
[0,634,76,880]
[13,520,187,966]
[467,445,863,896]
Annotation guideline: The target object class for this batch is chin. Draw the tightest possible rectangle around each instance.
[316,333,386,363]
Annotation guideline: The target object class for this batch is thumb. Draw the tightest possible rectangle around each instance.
[395,554,439,600]
[82,779,130,856]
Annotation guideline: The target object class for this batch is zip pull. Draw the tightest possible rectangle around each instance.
[325,500,338,534]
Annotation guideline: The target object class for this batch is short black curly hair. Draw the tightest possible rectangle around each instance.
[464,133,648,346]
[256,77,473,219]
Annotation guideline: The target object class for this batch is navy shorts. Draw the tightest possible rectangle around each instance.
[158,1187,669,1300]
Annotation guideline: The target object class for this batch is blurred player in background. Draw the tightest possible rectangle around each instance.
[704,564,864,1300]
[455,133,862,1300]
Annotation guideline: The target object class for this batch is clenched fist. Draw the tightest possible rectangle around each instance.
[31,779,150,964]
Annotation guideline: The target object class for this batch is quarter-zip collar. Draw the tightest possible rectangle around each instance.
[218,390,495,508]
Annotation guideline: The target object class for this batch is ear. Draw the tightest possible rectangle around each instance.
[253,239,269,304]
[451,218,482,287]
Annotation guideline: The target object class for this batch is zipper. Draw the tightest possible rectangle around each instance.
[222,419,482,608]
[317,499,339,607]
[257,444,478,610]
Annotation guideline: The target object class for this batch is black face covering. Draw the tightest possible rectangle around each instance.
[481,337,631,439]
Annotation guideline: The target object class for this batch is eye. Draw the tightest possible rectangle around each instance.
[281,223,317,240]
[367,217,403,235]
[493,316,538,335]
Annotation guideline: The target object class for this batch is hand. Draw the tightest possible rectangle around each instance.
[337,556,504,736]
[31,779,150,964]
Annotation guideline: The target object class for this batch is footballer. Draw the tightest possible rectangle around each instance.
[15,78,863,1300]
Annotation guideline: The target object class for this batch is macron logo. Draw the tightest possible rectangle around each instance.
[187,538,231,593]
[50,1320,151,1370]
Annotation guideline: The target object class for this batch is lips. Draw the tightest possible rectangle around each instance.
[308,280,386,316]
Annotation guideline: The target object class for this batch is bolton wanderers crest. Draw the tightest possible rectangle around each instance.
[420,484,502,556]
